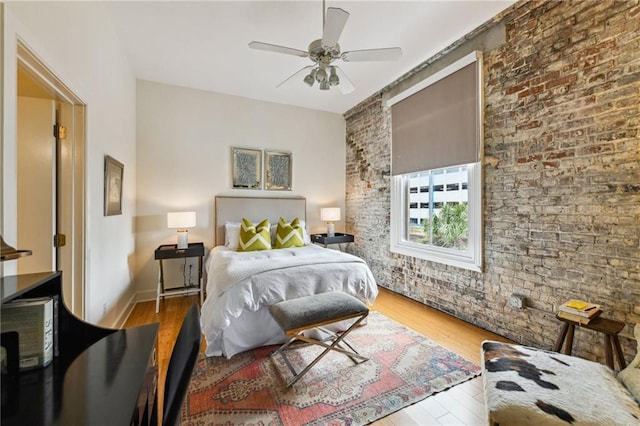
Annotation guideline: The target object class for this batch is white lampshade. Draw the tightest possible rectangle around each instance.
[167,211,196,229]
[167,211,196,249]
[320,207,341,222]
[321,207,340,237]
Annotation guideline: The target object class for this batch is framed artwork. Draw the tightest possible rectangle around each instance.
[232,147,262,189]
[264,150,292,191]
[104,155,124,216]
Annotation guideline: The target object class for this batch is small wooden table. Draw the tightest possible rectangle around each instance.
[553,314,627,371]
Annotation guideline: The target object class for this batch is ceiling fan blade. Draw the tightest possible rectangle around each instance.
[276,66,315,88]
[248,41,308,58]
[341,47,403,62]
[334,66,355,94]
[322,7,349,48]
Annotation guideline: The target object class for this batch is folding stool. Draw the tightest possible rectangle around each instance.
[268,291,369,387]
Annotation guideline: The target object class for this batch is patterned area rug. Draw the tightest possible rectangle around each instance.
[182,311,480,426]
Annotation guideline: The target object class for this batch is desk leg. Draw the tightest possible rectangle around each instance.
[604,334,614,370]
[612,335,627,370]
[553,323,570,352]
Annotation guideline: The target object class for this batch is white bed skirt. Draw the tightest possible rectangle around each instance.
[208,307,284,357]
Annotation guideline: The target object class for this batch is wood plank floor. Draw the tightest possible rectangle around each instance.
[124,287,512,425]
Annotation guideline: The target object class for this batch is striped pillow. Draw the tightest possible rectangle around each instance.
[275,217,305,249]
[237,218,271,251]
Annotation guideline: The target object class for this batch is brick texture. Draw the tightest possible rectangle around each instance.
[345,0,640,364]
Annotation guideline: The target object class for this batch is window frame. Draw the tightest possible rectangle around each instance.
[390,162,482,271]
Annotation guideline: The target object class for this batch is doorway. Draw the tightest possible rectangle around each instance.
[16,41,87,318]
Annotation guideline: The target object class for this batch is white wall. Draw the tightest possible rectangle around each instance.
[135,80,346,300]
[3,3,137,326]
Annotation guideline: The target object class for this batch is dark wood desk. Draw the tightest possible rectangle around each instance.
[1,272,159,425]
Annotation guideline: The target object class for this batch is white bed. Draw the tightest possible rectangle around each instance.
[201,196,378,358]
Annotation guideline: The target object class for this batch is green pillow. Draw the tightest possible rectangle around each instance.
[275,217,305,249]
[238,218,271,251]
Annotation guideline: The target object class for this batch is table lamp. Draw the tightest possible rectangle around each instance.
[167,211,196,249]
[320,207,340,237]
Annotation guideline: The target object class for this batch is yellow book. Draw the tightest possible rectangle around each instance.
[559,300,601,318]
[565,299,589,310]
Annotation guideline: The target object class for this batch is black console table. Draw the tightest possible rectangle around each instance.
[154,242,204,313]
[1,272,159,425]
[311,233,354,252]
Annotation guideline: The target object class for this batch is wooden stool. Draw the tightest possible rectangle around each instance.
[553,315,627,371]
[269,292,369,387]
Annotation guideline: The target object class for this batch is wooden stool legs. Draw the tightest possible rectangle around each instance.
[553,322,575,355]
[554,317,627,371]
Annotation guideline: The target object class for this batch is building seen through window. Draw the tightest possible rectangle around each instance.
[407,165,469,249]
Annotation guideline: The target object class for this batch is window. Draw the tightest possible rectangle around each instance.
[390,163,482,270]
[388,51,483,271]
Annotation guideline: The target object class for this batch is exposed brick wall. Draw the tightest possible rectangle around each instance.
[345,0,640,364]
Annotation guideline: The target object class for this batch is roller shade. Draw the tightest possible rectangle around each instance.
[391,61,479,175]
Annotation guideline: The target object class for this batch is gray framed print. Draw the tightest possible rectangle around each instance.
[232,147,262,189]
[264,150,292,191]
[104,155,124,216]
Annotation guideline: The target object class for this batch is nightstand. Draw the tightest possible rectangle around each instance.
[311,233,354,252]
[154,242,205,313]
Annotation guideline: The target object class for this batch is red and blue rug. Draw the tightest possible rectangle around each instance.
[182,311,480,425]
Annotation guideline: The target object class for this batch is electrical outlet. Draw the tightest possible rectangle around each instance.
[509,294,526,309]
[102,302,107,316]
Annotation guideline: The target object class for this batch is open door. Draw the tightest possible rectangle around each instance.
[17,96,56,274]
[17,44,86,318]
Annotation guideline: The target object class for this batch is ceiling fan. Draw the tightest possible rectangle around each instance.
[248,1,402,94]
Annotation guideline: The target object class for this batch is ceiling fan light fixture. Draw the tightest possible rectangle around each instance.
[328,66,339,86]
[319,80,330,90]
[315,68,327,83]
[303,72,315,86]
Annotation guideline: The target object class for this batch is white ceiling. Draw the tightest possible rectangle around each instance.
[106,1,514,114]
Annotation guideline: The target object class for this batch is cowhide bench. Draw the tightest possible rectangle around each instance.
[481,329,640,425]
[268,291,369,387]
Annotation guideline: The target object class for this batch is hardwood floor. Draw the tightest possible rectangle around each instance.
[124,287,512,425]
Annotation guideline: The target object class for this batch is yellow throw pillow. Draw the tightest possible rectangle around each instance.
[237,218,271,251]
[275,217,305,249]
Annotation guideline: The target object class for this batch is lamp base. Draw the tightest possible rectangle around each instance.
[176,230,189,249]
[327,223,335,237]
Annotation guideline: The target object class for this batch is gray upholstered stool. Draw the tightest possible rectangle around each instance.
[269,291,369,387]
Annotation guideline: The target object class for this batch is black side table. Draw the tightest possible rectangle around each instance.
[311,233,354,252]
[154,242,204,313]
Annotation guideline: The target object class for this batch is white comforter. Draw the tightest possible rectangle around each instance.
[201,244,378,358]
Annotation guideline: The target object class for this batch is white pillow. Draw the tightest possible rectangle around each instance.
[224,222,241,249]
[270,219,311,245]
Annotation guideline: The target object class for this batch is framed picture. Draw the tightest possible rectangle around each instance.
[232,147,262,189]
[264,150,292,191]
[104,155,124,216]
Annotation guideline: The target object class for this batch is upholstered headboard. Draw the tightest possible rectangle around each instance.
[215,196,307,246]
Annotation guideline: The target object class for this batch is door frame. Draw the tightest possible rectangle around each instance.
[17,40,87,318]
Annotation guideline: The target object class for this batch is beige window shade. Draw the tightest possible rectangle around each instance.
[391,61,479,175]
